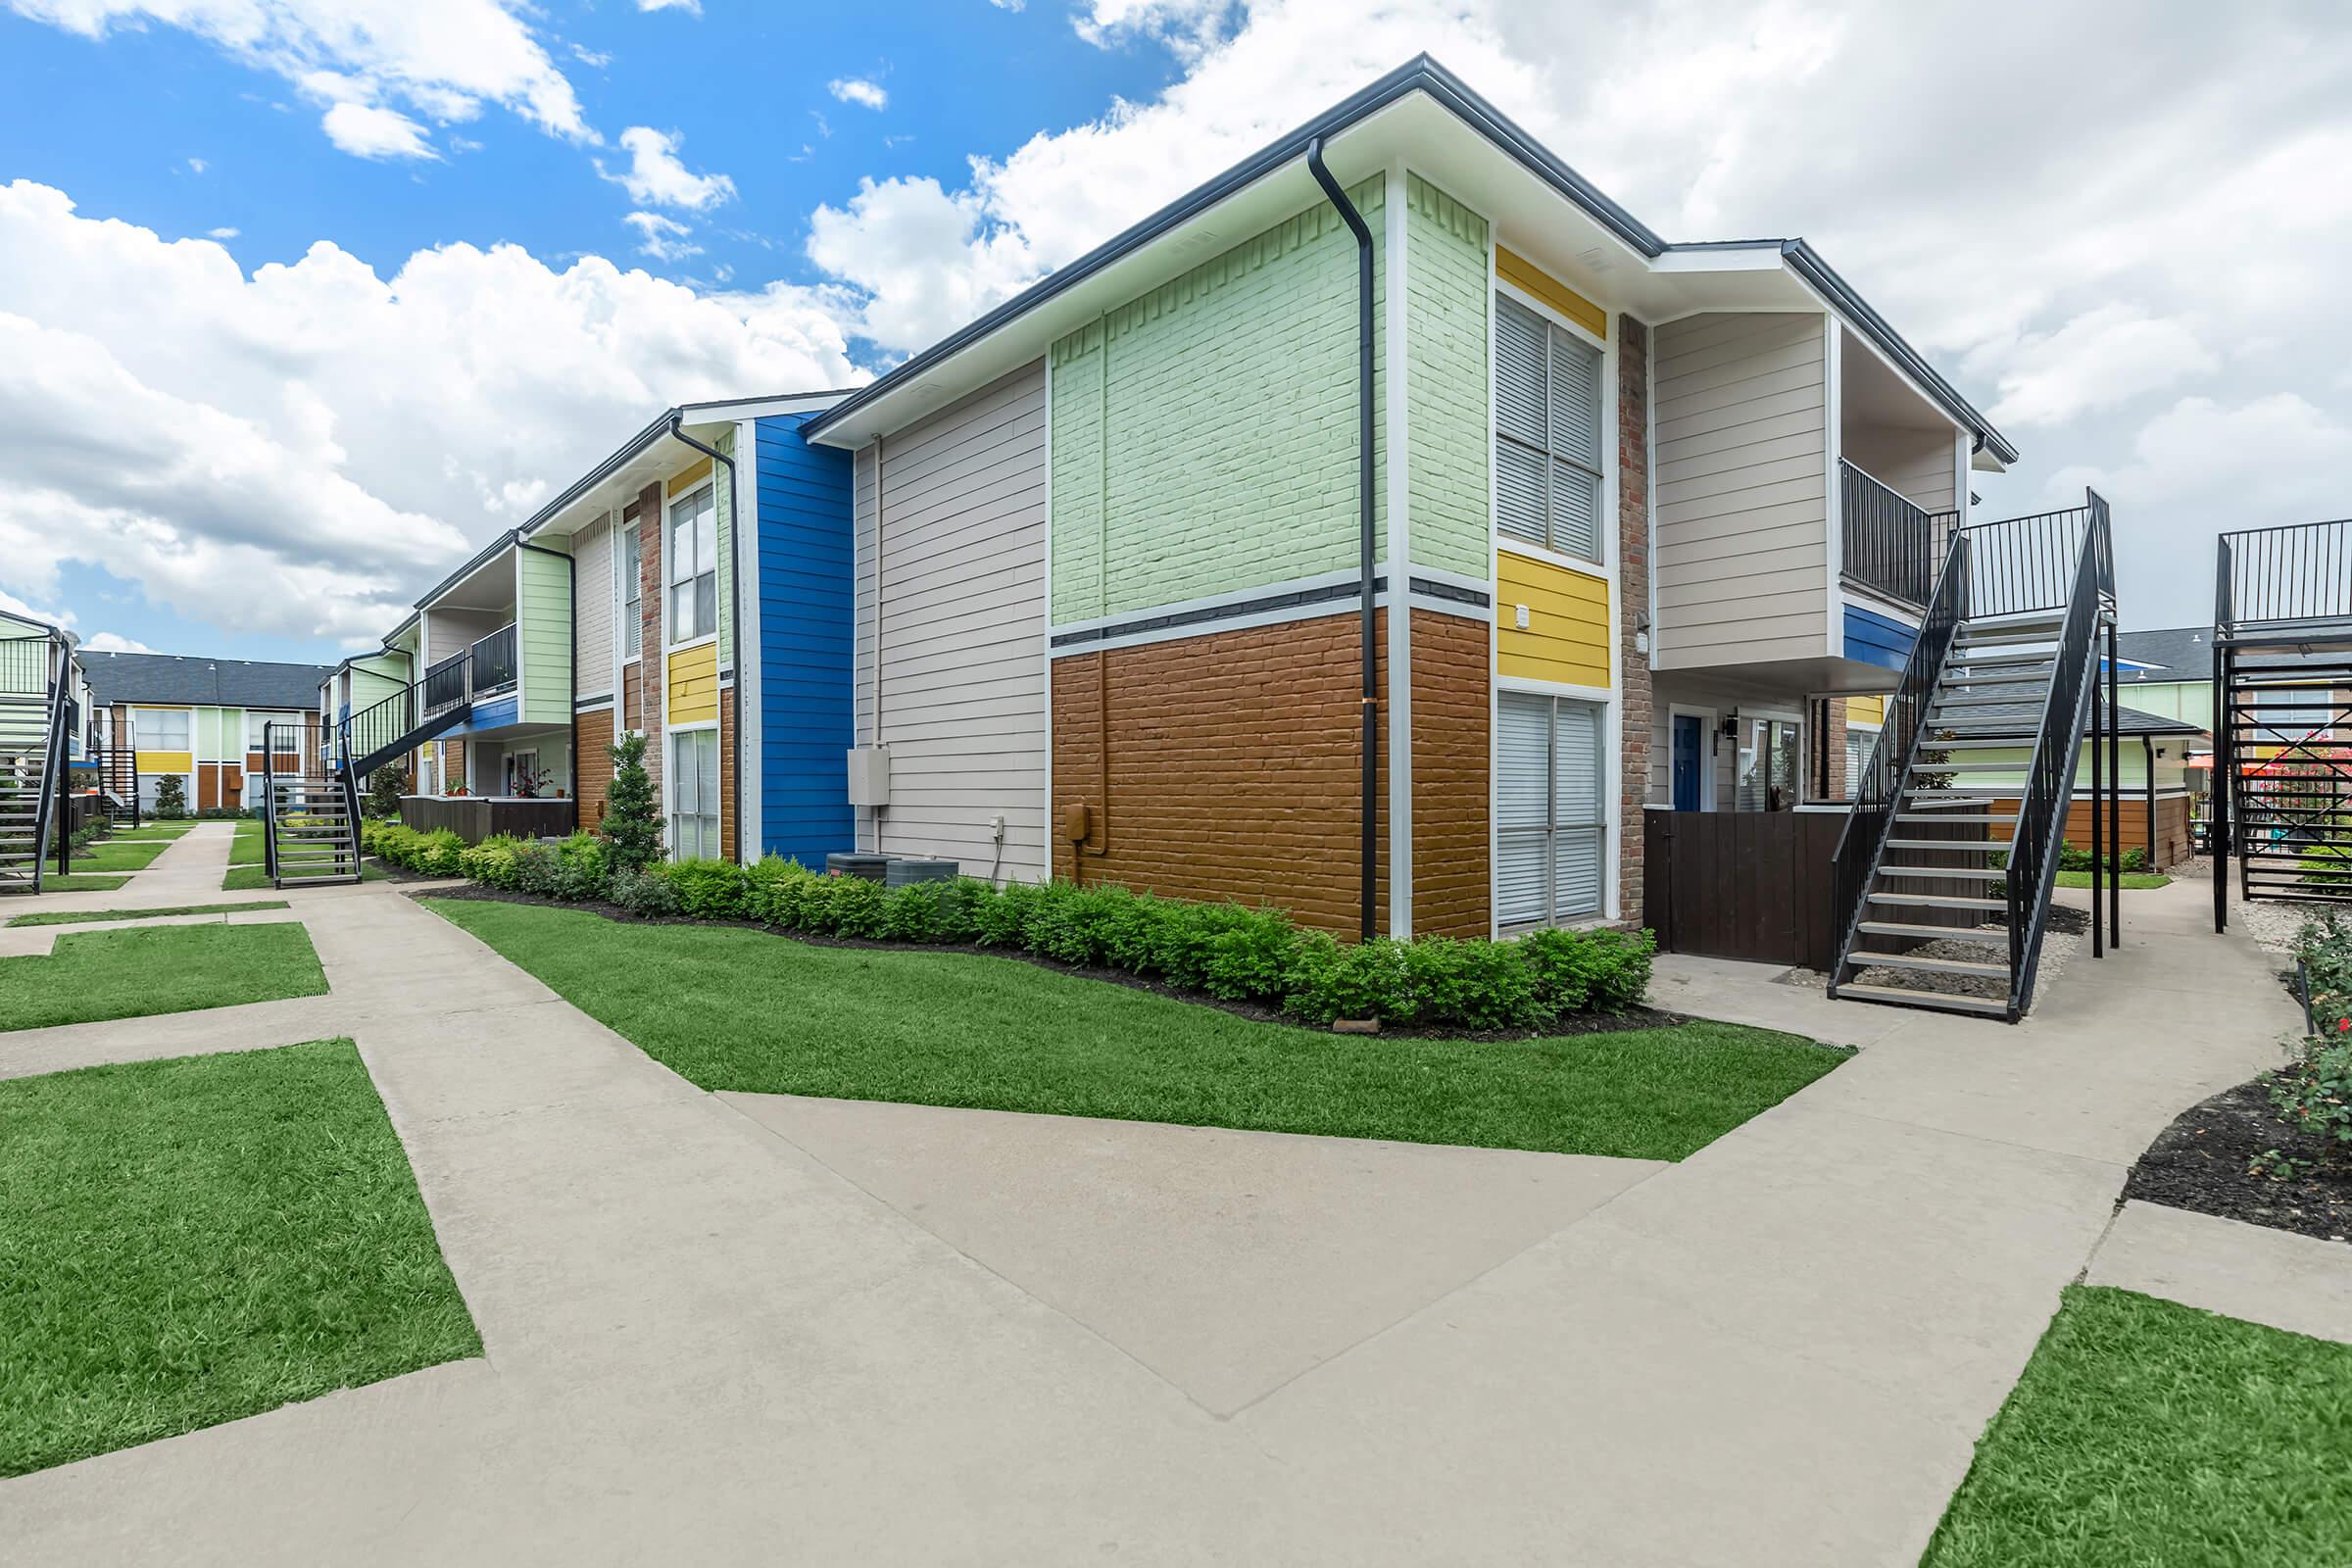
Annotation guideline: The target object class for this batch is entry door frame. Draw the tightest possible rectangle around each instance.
[1668,703,1718,811]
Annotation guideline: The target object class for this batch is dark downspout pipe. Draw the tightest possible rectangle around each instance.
[515,536,578,834]
[1306,135,1378,943]
[666,416,746,864]
[2144,735,2156,872]
[2107,619,2121,940]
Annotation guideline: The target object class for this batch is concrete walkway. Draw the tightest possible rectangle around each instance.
[2088,1200,2352,1346]
[0,876,2308,1565]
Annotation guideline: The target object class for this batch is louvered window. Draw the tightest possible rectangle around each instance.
[1494,294,1605,563]
[1496,691,1606,927]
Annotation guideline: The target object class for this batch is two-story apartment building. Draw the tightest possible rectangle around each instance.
[81,650,330,813]
[777,56,2020,939]
[345,395,858,867]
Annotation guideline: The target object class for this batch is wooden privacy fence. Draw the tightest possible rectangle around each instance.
[398,795,575,844]
[1643,806,1991,970]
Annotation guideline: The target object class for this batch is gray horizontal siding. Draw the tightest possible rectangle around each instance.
[1653,312,1830,668]
[854,360,1048,881]
[572,513,614,694]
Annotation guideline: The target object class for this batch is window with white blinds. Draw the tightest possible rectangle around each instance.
[1496,691,1606,927]
[1843,725,1879,802]
[1494,293,1605,563]
[669,727,720,860]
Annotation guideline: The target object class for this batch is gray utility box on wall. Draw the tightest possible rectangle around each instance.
[846,745,891,808]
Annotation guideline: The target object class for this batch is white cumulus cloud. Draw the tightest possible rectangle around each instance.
[598,126,736,211]
[828,77,888,110]
[82,632,157,653]
[623,211,702,263]
[321,102,439,161]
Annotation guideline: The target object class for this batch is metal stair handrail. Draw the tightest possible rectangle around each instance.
[35,632,72,891]
[2001,492,2112,1016]
[1828,526,1974,995]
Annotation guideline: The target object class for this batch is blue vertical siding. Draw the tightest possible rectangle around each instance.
[756,415,856,865]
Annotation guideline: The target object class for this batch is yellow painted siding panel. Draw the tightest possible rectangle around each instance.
[667,641,719,724]
[136,751,192,773]
[1848,695,1886,725]
[1495,550,1611,688]
[1495,246,1605,340]
[666,456,713,497]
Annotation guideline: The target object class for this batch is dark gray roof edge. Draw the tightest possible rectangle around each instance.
[1775,240,2019,466]
[679,388,861,414]
[803,54,1665,443]
[413,524,529,613]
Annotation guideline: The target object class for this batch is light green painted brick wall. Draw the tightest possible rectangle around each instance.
[1050,173,1388,623]
[2120,679,2212,732]
[1404,174,1491,580]
[518,538,573,726]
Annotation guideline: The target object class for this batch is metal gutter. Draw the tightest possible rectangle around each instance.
[1305,135,1381,944]
[663,416,747,865]
[803,53,1664,445]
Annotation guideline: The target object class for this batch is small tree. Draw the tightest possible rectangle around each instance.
[602,732,662,871]
[153,773,187,819]
[366,764,407,819]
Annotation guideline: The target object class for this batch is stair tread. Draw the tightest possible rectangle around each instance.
[1847,950,2011,977]
[1885,838,2012,850]
[1834,982,2010,1015]
[1880,865,2005,879]
[1871,891,2010,910]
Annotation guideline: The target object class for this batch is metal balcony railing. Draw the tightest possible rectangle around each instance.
[419,621,517,718]
[1838,460,1953,609]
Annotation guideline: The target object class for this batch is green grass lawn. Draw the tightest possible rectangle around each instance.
[102,820,196,839]
[33,872,131,892]
[0,1040,480,1477]
[222,861,385,892]
[1924,1286,2352,1567]
[70,838,173,872]
[2053,870,2170,890]
[228,819,265,866]
[0,924,327,1031]
[7,901,290,928]
[426,899,1846,1159]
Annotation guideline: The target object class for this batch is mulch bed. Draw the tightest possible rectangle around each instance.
[408,883,1700,1043]
[2123,1072,2352,1246]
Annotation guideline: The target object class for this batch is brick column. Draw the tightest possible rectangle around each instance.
[1616,314,1651,930]
[635,481,664,806]
[1820,698,1848,801]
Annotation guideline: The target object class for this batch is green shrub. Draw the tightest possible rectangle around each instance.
[458,834,526,889]
[743,856,820,926]
[882,878,985,944]
[511,844,564,898]
[1402,936,1543,1030]
[601,732,662,872]
[608,864,681,917]
[2272,1038,2352,1148]
[1024,883,1142,966]
[829,875,893,939]
[2298,910,2352,1039]
[2300,842,2352,893]
[1200,906,1303,1003]
[551,834,607,901]
[972,879,1048,948]
[413,829,466,877]
[153,774,186,819]
[669,858,749,919]
[1284,936,1415,1025]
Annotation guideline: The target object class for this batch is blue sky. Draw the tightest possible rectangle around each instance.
[1,1,2347,665]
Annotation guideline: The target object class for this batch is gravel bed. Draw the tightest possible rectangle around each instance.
[1782,906,2090,1004]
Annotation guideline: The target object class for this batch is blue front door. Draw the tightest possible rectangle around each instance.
[1672,714,1703,811]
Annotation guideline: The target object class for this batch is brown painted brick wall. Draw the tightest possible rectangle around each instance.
[1616,313,1651,929]
[1052,611,1389,937]
[1410,609,1491,937]
[575,707,613,827]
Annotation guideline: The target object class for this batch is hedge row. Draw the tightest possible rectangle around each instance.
[361,822,1654,1028]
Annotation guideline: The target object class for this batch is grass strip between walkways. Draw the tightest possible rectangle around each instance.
[223,862,386,893]
[1924,1285,2352,1566]
[0,1039,480,1478]
[0,923,327,1031]
[26,873,130,893]
[7,901,290,928]
[426,898,1846,1160]
[70,838,173,873]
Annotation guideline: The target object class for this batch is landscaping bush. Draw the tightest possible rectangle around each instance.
[608,863,681,917]
[2300,842,2352,893]
[153,774,186,819]
[415,825,1665,1026]
[2297,910,2352,1039]
[601,734,662,872]
[2271,1037,2352,1150]
[364,765,406,820]
[669,858,749,920]
[458,834,527,889]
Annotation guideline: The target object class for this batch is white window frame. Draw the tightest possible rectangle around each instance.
[1494,687,1609,932]
[667,725,720,862]
[620,520,643,663]
[1734,707,1805,813]
[1842,719,1882,803]
[136,707,190,752]
[666,483,717,646]
[1491,276,1614,571]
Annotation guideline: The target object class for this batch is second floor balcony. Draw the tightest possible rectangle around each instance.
[1839,460,1958,610]
[422,622,517,717]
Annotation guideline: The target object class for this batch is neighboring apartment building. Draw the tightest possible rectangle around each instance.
[353,58,2051,945]
[344,395,857,868]
[81,651,330,812]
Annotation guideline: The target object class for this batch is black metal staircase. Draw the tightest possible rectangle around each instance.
[262,719,362,888]
[1829,493,2116,1020]
[1,630,71,895]
[344,677,469,782]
